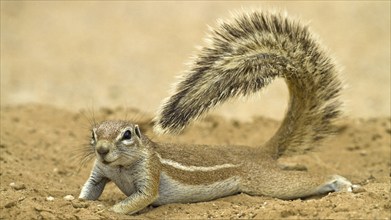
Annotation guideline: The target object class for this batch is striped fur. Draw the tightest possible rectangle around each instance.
[156,153,241,172]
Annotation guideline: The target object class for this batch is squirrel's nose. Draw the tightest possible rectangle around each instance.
[96,141,111,156]
[97,146,109,155]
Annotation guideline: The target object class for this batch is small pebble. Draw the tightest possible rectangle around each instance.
[63,195,75,201]
[72,201,89,208]
[46,196,55,201]
[359,150,368,156]
[9,182,26,190]
[352,186,366,193]
[4,197,25,208]
[237,211,246,218]
[4,201,17,208]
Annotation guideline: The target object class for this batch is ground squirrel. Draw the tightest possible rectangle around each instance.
[79,11,357,215]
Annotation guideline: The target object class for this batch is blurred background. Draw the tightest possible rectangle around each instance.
[1,1,390,120]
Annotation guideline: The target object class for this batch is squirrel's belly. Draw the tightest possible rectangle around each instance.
[152,172,240,206]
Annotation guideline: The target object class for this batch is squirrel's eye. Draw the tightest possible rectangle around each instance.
[122,130,132,140]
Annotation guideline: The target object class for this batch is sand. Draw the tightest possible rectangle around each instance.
[0,105,390,219]
[1,1,390,219]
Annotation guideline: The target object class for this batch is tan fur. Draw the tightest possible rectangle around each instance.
[79,11,357,215]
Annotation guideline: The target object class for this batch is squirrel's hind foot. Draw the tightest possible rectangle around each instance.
[321,175,360,193]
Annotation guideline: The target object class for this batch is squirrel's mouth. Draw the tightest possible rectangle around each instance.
[99,157,117,165]
[101,160,111,165]
[95,151,119,165]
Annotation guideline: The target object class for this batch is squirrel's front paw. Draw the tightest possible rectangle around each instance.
[328,175,360,192]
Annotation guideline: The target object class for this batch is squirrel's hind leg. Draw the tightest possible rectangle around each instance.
[240,167,356,199]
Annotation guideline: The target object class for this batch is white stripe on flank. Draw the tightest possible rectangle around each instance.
[156,154,240,172]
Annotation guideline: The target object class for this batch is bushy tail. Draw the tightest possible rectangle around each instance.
[154,11,342,157]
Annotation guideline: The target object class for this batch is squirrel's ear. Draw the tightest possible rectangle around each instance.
[135,125,141,138]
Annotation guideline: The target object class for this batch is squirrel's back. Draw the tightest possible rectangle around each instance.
[154,11,342,157]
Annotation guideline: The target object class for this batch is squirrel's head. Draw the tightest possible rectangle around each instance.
[90,120,146,167]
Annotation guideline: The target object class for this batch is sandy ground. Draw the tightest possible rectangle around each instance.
[1,1,390,220]
[0,105,390,219]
